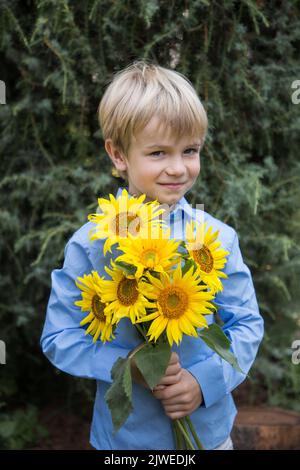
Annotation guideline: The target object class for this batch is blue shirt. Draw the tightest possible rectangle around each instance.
[40,187,264,450]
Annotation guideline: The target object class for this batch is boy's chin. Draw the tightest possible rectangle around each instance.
[156,194,183,206]
[143,187,187,206]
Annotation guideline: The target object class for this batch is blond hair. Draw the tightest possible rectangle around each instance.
[98,60,208,179]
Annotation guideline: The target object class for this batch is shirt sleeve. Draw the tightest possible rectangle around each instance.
[40,236,132,383]
[186,230,264,408]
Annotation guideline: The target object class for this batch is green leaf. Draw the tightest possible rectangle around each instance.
[210,301,220,312]
[104,357,133,433]
[182,258,193,276]
[198,324,244,374]
[134,342,172,389]
[182,257,198,276]
[114,261,137,277]
[148,270,162,279]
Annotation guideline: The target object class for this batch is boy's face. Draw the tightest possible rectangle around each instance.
[106,116,201,206]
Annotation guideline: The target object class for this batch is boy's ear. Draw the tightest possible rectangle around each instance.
[105,139,128,172]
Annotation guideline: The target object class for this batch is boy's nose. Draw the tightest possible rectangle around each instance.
[165,157,186,176]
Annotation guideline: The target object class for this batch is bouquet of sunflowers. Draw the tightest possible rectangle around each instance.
[74,189,242,450]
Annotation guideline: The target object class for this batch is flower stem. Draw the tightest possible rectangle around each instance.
[172,421,180,450]
[174,420,186,450]
[135,323,149,343]
[175,419,195,450]
[128,341,147,360]
[180,418,195,450]
[184,415,204,450]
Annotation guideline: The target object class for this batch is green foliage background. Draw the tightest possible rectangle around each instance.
[1,0,300,449]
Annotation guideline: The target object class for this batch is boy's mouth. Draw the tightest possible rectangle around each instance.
[158,182,186,189]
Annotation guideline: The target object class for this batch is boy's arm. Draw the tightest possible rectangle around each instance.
[40,236,132,383]
[186,229,264,409]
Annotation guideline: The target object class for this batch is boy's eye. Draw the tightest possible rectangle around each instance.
[150,151,163,156]
[184,148,199,154]
[149,148,199,156]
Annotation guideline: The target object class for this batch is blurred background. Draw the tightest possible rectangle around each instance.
[0,0,300,450]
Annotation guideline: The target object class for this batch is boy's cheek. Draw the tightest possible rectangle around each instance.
[191,159,201,178]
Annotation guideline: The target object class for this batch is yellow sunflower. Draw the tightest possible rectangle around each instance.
[101,261,155,324]
[87,189,166,255]
[74,271,115,343]
[185,220,229,294]
[137,264,215,346]
[115,228,181,279]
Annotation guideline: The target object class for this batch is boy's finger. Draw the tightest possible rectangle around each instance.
[164,363,181,376]
[156,371,182,386]
[152,384,166,392]
[169,352,179,365]
[152,382,182,401]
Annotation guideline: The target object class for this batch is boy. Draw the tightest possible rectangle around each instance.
[40,61,264,450]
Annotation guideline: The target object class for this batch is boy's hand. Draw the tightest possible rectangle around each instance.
[152,353,203,420]
[154,352,182,388]
[130,351,181,389]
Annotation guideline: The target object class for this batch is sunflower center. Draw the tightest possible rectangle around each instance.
[91,295,106,321]
[141,249,158,268]
[112,212,141,237]
[193,246,214,273]
[158,287,188,319]
[117,278,139,305]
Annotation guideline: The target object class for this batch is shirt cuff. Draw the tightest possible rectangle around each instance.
[186,353,227,408]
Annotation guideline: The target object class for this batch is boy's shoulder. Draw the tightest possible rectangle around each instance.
[68,220,93,242]
[195,208,237,249]
[64,220,100,256]
[203,209,236,234]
